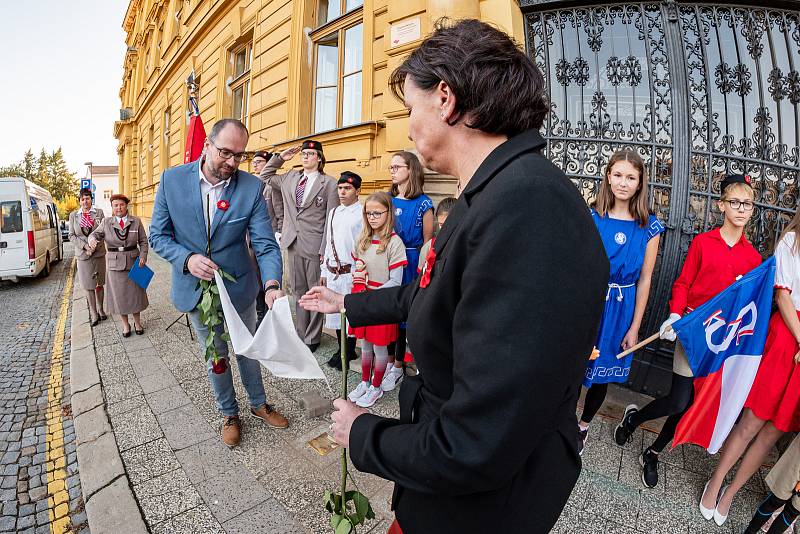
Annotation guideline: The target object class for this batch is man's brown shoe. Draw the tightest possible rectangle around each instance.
[221,416,242,447]
[250,404,289,428]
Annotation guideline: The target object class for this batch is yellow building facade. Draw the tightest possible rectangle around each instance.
[115,0,524,222]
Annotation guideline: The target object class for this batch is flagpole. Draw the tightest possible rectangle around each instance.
[616,326,673,359]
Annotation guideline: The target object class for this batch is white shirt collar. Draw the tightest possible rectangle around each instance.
[81,206,96,214]
[302,170,320,181]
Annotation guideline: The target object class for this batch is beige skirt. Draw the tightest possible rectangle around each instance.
[76,256,106,291]
[104,269,148,315]
[765,434,800,506]
[672,340,694,377]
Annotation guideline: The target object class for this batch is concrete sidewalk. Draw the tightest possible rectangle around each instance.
[74,253,786,534]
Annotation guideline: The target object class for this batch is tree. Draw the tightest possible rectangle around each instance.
[0,148,78,201]
[47,148,78,201]
[0,163,23,177]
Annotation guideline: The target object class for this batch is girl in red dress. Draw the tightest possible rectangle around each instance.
[701,208,800,523]
[347,192,408,408]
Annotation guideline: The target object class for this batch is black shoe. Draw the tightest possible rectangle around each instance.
[614,404,639,446]
[122,330,132,338]
[640,448,659,488]
[327,352,343,370]
[306,343,320,353]
[135,328,144,335]
[99,314,108,321]
[91,317,100,327]
[577,427,589,456]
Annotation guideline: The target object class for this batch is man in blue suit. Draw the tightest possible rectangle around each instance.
[150,118,289,447]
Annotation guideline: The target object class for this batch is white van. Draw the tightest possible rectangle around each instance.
[0,178,64,281]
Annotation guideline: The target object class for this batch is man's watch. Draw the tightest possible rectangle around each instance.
[264,281,280,293]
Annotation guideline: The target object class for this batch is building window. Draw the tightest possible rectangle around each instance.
[228,42,252,126]
[317,0,363,27]
[161,108,170,172]
[313,23,363,132]
[103,190,112,200]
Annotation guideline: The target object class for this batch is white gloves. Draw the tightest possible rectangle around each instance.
[659,313,681,341]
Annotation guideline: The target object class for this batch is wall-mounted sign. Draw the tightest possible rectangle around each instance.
[390,17,421,48]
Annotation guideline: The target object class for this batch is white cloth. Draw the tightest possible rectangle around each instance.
[774,231,800,310]
[320,202,363,329]
[198,159,231,224]
[115,215,129,226]
[214,271,329,383]
[299,171,319,206]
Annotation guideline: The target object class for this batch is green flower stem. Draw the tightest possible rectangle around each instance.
[339,309,348,514]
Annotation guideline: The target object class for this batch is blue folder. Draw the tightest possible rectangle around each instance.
[128,259,154,290]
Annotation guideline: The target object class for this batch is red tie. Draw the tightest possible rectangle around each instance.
[119,219,124,229]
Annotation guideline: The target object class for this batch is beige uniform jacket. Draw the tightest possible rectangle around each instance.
[259,155,339,260]
[69,209,106,260]
[91,215,149,271]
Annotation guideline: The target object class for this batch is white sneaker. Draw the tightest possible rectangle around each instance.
[356,385,383,408]
[381,366,404,392]
[348,381,370,403]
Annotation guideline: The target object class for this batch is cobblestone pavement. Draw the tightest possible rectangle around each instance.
[90,253,792,534]
[0,245,89,534]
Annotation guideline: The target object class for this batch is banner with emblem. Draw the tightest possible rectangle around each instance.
[671,256,775,453]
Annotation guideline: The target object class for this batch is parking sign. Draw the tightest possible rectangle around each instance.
[81,179,91,189]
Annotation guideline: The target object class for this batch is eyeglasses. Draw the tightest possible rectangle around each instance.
[724,199,755,211]
[388,164,408,172]
[365,210,388,219]
[210,141,248,162]
[301,151,318,158]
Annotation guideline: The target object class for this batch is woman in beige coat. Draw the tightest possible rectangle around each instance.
[69,188,107,326]
[89,194,149,337]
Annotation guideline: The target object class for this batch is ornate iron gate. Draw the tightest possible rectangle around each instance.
[523,1,800,395]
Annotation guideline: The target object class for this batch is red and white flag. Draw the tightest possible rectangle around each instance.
[184,97,205,163]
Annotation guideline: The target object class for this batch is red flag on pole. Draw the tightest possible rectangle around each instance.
[184,96,205,163]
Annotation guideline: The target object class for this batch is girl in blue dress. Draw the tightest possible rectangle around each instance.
[578,149,664,453]
[382,151,434,391]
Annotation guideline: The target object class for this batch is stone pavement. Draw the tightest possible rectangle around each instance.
[77,252,792,534]
[0,246,89,534]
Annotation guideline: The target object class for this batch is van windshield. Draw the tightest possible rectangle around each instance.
[1,201,23,233]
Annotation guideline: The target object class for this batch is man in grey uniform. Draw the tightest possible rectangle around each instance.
[259,140,339,351]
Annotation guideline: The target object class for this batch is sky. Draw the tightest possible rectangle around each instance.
[0,2,129,179]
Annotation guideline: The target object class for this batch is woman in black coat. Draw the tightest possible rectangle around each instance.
[300,19,609,534]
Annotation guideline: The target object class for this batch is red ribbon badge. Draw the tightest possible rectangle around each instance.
[419,238,437,288]
[217,200,230,211]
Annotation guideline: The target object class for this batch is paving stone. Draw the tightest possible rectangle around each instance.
[73,404,112,446]
[221,497,307,534]
[109,403,163,452]
[195,468,271,523]
[150,504,223,534]
[0,516,14,532]
[85,476,148,534]
[156,404,215,450]
[173,438,237,485]
[297,391,331,418]
[16,514,34,529]
[144,385,191,415]
[120,438,181,485]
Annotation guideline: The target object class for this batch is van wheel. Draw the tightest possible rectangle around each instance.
[41,253,51,278]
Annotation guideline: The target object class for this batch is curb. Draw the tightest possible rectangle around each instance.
[69,282,149,534]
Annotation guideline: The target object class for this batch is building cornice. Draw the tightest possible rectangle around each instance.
[123,0,140,34]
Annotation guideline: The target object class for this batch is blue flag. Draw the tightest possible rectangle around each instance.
[672,256,775,453]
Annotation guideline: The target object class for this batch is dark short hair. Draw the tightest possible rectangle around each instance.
[208,118,249,142]
[389,18,548,137]
[436,197,457,217]
[78,188,92,199]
